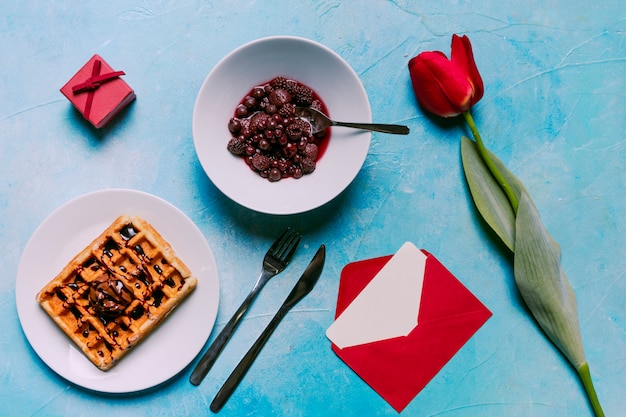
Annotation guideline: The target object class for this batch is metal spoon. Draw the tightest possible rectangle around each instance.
[295,107,410,135]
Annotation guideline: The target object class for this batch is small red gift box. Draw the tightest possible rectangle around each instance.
[60,54,135,128]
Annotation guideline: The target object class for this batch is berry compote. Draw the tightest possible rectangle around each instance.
[227,76,329,182]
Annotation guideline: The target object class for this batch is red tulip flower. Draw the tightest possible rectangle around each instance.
[408,34,484,117]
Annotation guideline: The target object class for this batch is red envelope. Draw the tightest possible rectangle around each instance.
[330,249,492,412]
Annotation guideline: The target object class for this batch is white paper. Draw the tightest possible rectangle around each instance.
[326,242,426,349]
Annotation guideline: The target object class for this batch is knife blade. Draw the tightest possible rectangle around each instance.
[210,244,326,412]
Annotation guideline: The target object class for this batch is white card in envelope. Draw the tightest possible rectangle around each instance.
[326,242,426,349]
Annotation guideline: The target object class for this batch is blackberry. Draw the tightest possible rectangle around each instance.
[284,79,299,93]
[270,76,289,89]
[291,85,313,106]
[286,119,311,141]
[278,103,296,118]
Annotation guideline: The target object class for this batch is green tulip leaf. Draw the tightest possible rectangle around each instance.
[461,136,517,250]
[514,191,603,415]
[513,190,586,369]
[461,135,586,367]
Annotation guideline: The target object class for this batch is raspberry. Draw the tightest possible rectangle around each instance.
[227,137,246,155]
[277,158,290,173]
[239,117,251,132]
[269,88,292,106]
[300,157,316,174]
[310,100,323,111]
[251,153,270,171]
[303,143,318,160]
[250,112,270,131]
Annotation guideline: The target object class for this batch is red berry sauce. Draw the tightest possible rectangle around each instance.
[227,77,330,182]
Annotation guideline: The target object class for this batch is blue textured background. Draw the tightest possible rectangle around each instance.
[1,1,624,416]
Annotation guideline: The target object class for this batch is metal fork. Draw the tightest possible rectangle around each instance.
[189,228,301,386]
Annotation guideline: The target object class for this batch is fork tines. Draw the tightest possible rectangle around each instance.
[270,228,301,260]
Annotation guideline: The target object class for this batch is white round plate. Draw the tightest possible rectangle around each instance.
[16,189,219,393]
[193,36,371,215]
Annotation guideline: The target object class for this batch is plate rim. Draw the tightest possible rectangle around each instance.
[15,188,219,393]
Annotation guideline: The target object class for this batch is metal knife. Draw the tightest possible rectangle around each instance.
[210,244,326,412]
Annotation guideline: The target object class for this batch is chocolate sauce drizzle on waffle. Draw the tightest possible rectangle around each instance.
[41,218,194,362]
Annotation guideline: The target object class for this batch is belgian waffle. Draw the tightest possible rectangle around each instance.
[36,214,197,371]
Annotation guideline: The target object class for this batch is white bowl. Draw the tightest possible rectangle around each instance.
[192,36,371,215]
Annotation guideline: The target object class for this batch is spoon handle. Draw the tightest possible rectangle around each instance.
[332,121,410,135]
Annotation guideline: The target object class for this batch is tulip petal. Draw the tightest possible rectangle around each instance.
[451,34,484,106]
[409,51,473,117]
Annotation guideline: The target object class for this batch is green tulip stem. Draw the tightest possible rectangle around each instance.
[463,110,519,214]
[578,362,605,417]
